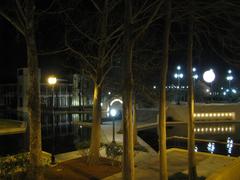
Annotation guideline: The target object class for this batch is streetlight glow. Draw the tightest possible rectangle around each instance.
[48,76,57,85]
[226,75,233,81]
[110,108,117,117]
[177,65,181,70]
[203,69,215,83]
[193,74,198,80]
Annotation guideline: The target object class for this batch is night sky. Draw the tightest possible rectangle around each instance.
[0,1,239,87]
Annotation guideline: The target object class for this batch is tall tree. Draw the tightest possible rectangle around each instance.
[122,0,163,179]
[64,0,122,163]
[158,0,171,179]
[122,0,135,178]
[0,0,42,178]
[187,1,197,179]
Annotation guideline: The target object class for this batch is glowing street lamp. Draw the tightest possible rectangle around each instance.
[203,69,215,83]
[203,69,215,101]
[174,65,183,104]
[226,70,233,89]
[110,108,117,143]
[47,76,57,165]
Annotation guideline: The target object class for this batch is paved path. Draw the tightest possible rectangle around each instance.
[101,121,238,180]
[0,119,26,135]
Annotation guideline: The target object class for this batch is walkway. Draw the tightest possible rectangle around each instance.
[0,119,26,135]
[101,121,238,180]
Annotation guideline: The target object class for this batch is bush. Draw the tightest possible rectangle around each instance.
[0,153,29,179]
[104,143,123,163]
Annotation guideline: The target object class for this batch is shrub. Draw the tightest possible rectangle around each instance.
[0,153,29,179]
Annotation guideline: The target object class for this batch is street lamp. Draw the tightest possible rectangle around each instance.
[203,69,215,102]
[226,70,233,89]
[192,67,198,86]
[174,65,183,104]
[110,108,117,143]
[48,76,57,165]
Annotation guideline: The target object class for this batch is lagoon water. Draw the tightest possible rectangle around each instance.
[139,121,240,156]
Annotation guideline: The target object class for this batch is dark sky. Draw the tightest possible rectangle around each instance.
[0,1,239,87]
[0,18,26,83]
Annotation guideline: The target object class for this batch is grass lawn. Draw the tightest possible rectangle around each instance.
[44,157,121,180]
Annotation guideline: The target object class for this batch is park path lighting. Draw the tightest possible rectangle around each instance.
[110,108,117,143]
[47,76,57,165]
[226,70,233,89]
[174,65,183,104]
[203,69,215,102]
[192,67,198,87]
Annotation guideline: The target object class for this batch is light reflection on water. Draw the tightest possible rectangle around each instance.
[139,121,240,156]
[0,113,92,156]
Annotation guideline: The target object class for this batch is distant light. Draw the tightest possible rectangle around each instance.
[226,89,229,92]
[193,74,198,79]
[221,87,224,90]
[174,73,178,78]
[110,98,123,106]
[48,76,57,85]
[108,91,111,95]
[203,69,215,83]
[153,85,157,89]
[179,73,183,78]
[232,89,237,94]
[206,89,210,93]
[192,67,196,72]
[101,102,103,107]
[194,146,198,152]
[110,109,117,117]
[228,70,232,74]
[177,65,181,70]
[226,76,233,81]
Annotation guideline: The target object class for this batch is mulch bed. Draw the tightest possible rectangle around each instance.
[44,156,121,180]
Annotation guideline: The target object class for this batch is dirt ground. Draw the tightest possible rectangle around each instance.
[44,156,121,180]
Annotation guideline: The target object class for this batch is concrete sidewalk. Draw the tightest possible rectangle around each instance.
[0,119,26,135]
[101,121,238,180]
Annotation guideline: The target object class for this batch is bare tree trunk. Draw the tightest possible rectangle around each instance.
[187,12,197,180]
[25,0,42,179]
[159,1,171,180]
[133,94,138,146]
[122,0,135,179]
[88,82,102,163]
[88,0,107,163]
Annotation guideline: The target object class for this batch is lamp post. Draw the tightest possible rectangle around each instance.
[48,76,57,165]
[110,108,117,143]
[192,67,198,86]
[174,65,183,104]
[203,69,215,102]
[226,70,233,90]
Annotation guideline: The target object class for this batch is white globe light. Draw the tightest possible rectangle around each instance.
[203,69,215,83]
[110,109,117,117]
[48,76,57,85]
[193,74,198,79]
[226,76,233,81]
[177,65,181,70]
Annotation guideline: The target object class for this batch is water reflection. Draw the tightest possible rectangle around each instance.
[226,137,233,154]
[207,142,215,153]
[194,146,198,152]
[139,122,240,156]
[194,125,235,134]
